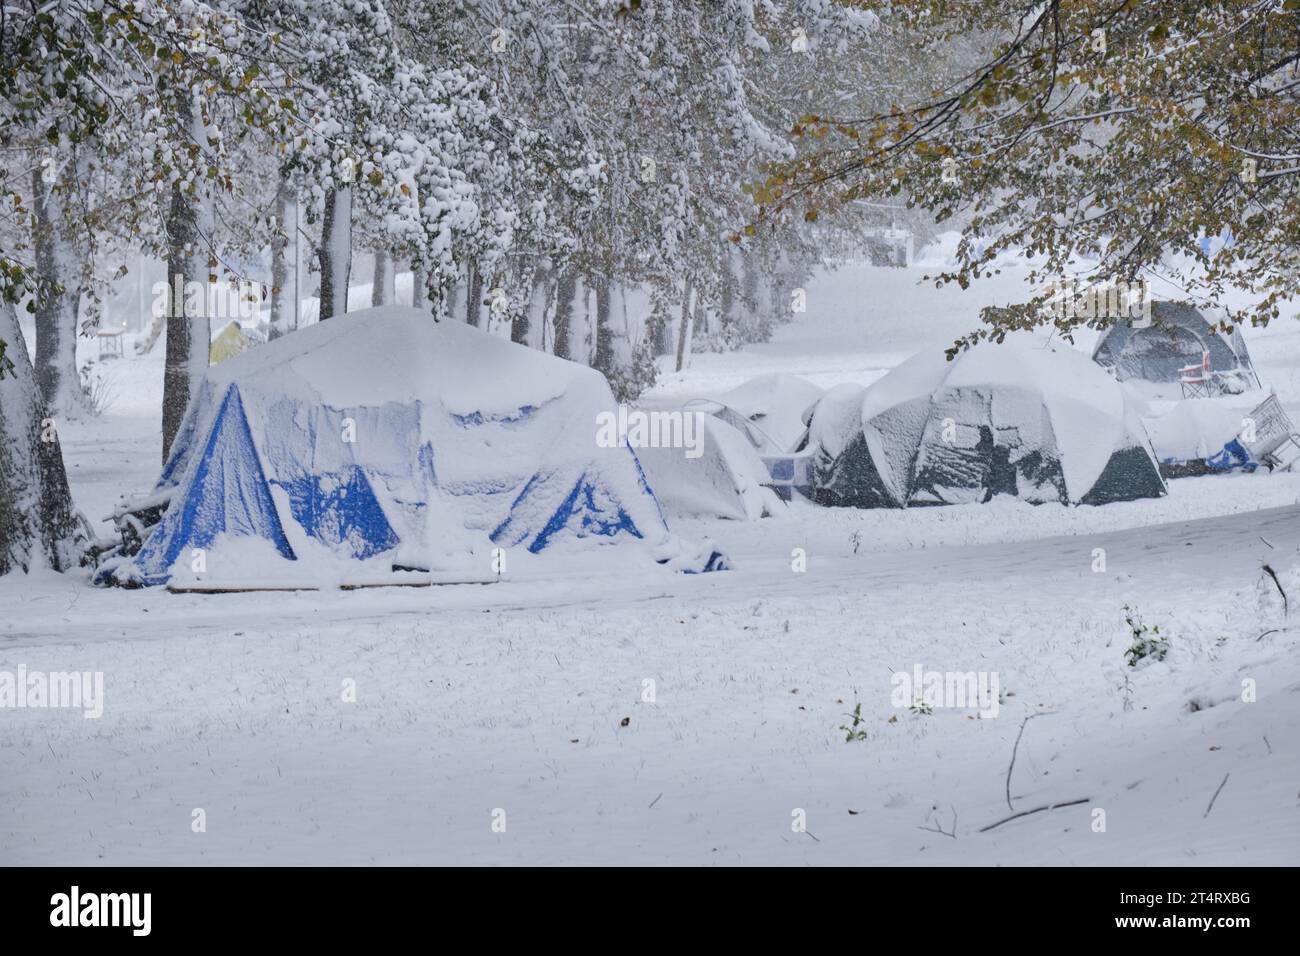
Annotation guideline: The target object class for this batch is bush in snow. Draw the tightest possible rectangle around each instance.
[1122,605,1169,669]
[839,702,869,742]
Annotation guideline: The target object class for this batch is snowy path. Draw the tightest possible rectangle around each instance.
[2,501,1297,865]
[4,500,1299,649]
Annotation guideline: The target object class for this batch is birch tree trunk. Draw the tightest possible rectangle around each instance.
[30,165,83,419]
[0,299,84,575]
[318,186,352,320]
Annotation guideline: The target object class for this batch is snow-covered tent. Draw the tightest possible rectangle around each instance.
[1146,401,1247,477]
[1092,301,1257,386]
[98,306,722,587]
[635,415,781,520]
[694,373,825,453]
[806,336,1167,508]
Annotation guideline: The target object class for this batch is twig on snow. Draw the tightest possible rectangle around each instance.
[1204,773,1230,818]
[1261,563,1288,614]
[918,805,958,839]
[978,796,1091,833]
[1006,711,1055,811]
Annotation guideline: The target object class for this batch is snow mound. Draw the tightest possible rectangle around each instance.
[1146,401,1243,463]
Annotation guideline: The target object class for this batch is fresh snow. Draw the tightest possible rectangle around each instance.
[3,261,1299,865]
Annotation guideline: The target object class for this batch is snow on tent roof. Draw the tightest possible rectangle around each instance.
[1091,301,1256,384]
[1146,400,1243,463]
[699,373,826,453]
[807,334,1167,508]
[806,382,868,461]
[106,306,702,586]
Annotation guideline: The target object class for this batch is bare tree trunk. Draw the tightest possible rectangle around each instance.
[465,264,483,325]
[0,298,84,574]
[446,264,465,321]
[411,261,429,311]
[268,173,291,340]
[517,262,549,346]
[371,251,394,306]
[742,253,760,340]
[318,186,352,320]
[30,165,83,419]
[592,277,616,379]
[161,181,197,463]
[161,94,213,463]
[675,279,695,372]
[552,270,577,360]
[719,246,741,342]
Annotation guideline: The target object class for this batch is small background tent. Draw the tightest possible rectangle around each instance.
[685,373,825,500]
[209,321,255,364]
[98,306,720,587]
[694,373,825,454]
[1092,301,1258,388]
[635,415,781,520]
[806,335,1167,508]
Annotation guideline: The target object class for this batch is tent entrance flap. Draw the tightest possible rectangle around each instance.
[137,385,296,579]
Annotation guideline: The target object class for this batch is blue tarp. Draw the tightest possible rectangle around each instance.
[1204,438,1257,472]
[134,386,296,583]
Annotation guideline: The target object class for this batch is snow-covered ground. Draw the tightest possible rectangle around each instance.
[3,262,1299,865]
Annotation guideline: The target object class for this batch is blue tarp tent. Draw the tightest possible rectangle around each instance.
[99,307,718,587]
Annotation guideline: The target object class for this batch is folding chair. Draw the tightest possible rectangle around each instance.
[1179,351,1216,398]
